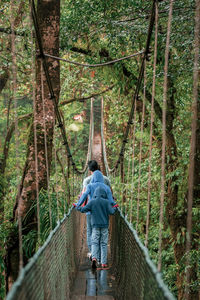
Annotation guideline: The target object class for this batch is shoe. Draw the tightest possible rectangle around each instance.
[92,258,97,269]
[87,252,92,261]
[101,264,108,268]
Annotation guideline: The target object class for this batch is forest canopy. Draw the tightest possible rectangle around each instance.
[0,0,199,299]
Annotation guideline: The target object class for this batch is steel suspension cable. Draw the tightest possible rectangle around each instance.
[54,122,60,222]
[106,0,156,173]
[101,98,121,205]
[67,156,71,206]
[41,62,52,230]
[30,11,41,244]
[11,0,23,270]
[100,97,111,176]
[145,0,158,248]
[72,166,75,200]
[44,50,145,67]
[158,0,174,272]
[136,60,147,232]
[101,0,156,177]
[185,0,200,298]
[129,97,138,223]
[125,146,132,216]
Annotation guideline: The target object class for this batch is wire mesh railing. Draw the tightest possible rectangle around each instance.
[110,209,175,300]
[7,207,175,300]
[6,209,86,300]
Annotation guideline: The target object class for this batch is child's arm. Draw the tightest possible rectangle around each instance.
[107,186,116,206]
[76,185,90,207]
[76,201,92,213]
[107,203,117,215]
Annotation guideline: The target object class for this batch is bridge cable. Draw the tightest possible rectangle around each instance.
[129,92,138,223]
[44,50,145,67]
[185,0,200,297]
[53,122,60,222]
[145,0,158,248]
[125,143,132,216]
[136,60,147,232]
[30,9,41,245]
[101,0,156,174]
[41,62,53,230]
[158,0,174,272]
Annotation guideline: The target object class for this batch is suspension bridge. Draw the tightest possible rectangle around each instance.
[1,0,199,299]
[6,98,175,300]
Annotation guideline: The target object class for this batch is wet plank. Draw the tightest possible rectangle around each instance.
[97,296,115,299]
[71,296,115,300]
[71,277,87,295]
[70,234,116,300]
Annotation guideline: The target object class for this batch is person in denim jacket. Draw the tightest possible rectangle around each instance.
[75,170,115,259]
[76,186,118,268]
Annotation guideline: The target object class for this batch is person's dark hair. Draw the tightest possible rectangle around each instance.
[88,160,98,172]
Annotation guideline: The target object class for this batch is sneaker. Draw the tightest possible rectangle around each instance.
[101,264,108,268]
[87,252,92,261]
[92,258,97,269]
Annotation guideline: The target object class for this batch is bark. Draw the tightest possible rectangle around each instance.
[187,82,200,300]
[163,74,198,300]
[5,0,60,291]
[164,76,187,299]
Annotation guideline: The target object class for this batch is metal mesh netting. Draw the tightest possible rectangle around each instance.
[7,208,175,300]
[6,208,86,300]
[110,210,175,300]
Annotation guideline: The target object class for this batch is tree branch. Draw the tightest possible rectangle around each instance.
[0,27,26,36]
[60,84,115,106]
[67,46,163,120]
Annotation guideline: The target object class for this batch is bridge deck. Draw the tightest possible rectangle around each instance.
[70,231,116,300]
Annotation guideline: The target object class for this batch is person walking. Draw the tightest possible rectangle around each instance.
[82,160,111,193]
[75,169,115,259]
[75,186,118,268]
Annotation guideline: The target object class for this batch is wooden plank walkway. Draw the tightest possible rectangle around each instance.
[70,233,116,300]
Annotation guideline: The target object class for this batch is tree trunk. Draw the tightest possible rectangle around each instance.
[187,77,200,300]
[165,75,187,299]
[5,0,60,292]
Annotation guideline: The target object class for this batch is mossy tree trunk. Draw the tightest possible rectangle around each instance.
[5,0,60,292]
[164,75,187,299]
[187,81,200,300]
[165,72,199,299]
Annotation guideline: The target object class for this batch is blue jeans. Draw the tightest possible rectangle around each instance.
[86,214,92,252]
[91,227,108,264]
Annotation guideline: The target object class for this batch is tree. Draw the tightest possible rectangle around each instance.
[4,0,60,291]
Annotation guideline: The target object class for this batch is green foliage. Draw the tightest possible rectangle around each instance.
[0,255,5,300]
[0,0,199,297]
[22,230,38,259]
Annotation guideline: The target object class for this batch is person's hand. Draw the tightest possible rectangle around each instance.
[72,203,77,207]
[113,204,119,208]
